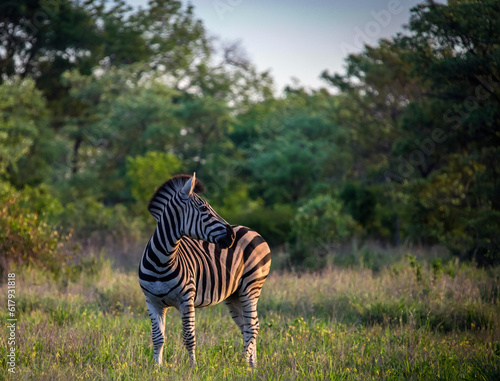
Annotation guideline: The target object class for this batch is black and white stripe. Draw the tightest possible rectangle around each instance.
[139,173,271,367]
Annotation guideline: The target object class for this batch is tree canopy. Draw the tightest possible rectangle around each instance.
[1,0,499,274]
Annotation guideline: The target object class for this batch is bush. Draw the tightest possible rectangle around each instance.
[235,203,294,246]
[207,183,294,246]
[291,194,359,267]
[59,197,147,254]
[0,182,70,278]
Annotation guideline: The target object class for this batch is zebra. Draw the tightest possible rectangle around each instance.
[138,173,271,367]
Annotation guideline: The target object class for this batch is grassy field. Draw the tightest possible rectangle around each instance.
[1,251,499,380]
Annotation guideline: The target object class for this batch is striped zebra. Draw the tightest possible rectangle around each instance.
[139,173,271,367]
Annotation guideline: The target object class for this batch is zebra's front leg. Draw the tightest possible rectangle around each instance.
[147,301,168,366]
[180,302,197,367]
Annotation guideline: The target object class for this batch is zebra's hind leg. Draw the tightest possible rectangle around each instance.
[225,294,245,335]
[239,295,260,367]
[180,302,197,367]
[225,294,246,361]
[146,301,168,366]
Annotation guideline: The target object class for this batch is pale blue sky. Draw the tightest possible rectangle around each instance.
[127,0,446,93]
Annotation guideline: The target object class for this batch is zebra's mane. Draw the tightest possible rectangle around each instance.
[147,174,205,222]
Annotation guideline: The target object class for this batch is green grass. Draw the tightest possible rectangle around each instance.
[1,254,499,380]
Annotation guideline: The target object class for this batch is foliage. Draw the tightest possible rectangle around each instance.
[340,183,376,229]
[0,0,499,266]
[321,0,500,263]
[58,197,146,247]
[0,78,60,187]
[292,195,358,266]
[231,202,294,247]
[0,182,68,278]
[391,0,500,263]
[126,151,182,209]
[238,90,340,205]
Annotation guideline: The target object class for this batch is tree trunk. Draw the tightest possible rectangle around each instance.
[72,136,83,174]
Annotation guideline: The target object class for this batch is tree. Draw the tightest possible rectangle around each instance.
[0,77,60,187]
[322,39,424,181]
[236,89,342,205]
[317,0,500,262]
[59,67,183,204]
[396,0,500,261]
[126,151,182,209]
[0,0,211,126]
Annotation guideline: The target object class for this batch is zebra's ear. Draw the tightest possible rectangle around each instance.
[180,172,197,197]
[190,172,197,195]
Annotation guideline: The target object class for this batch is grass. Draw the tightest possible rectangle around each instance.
[0,252,499,380]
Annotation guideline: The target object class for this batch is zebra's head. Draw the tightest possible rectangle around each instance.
[176,173,235,248]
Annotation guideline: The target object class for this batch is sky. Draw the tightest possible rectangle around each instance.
[127,0,446,93]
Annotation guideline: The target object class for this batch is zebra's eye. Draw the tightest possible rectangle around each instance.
[199,205,208,212]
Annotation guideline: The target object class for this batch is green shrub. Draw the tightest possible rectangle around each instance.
[0,182,69,278]
[208,183,294,246]
[291,194,358,266]
[59,197,146,246]
[228,203,294,246]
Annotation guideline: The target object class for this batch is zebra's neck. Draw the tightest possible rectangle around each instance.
[146,210,183,266]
